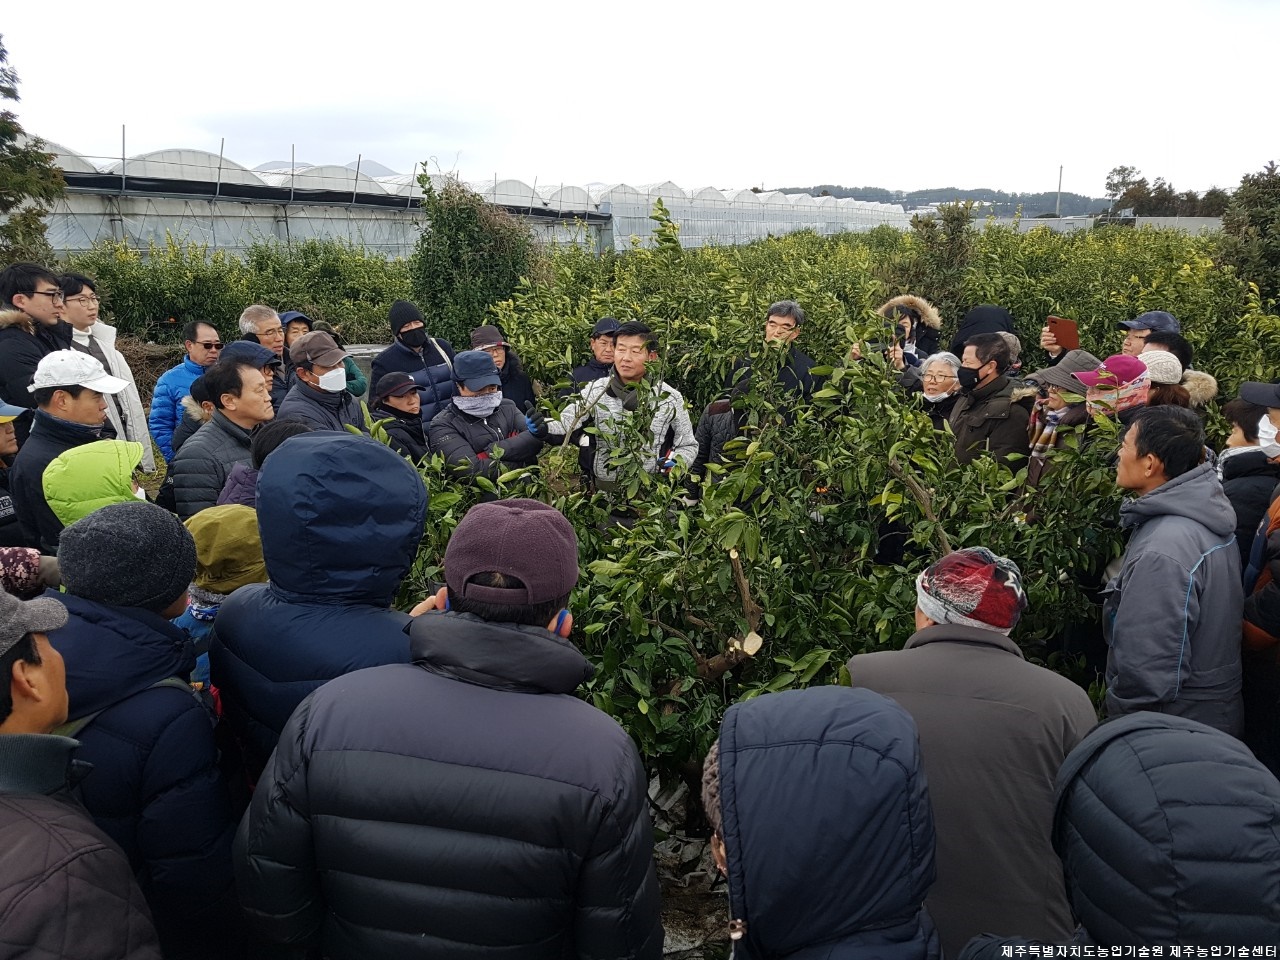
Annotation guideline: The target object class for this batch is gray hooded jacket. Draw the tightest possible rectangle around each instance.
[1103,461,1243,734]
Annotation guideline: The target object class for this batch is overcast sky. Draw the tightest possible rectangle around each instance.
[5,0,1275,198]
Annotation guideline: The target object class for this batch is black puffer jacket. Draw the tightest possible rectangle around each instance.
[9,410,101,552]
[0,734,161,960]
[167,412,253,519]
[373,405,428,462]
[961,712,1280,954]
[427,398,544,481]
[499,348,537,412]
[235,611,664,959]
[719,686,939,959]
[1221,448,1280,564]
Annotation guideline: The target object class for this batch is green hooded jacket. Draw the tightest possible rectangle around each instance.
[43,439,144,528]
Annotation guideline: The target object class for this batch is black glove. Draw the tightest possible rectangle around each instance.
[524,401,550,440]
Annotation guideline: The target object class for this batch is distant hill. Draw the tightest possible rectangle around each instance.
[777,184,1110,218]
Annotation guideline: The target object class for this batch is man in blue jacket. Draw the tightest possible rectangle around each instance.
[370,299,456,422]
[148,321,222,462]
[210,431,426,775]
[51,501,242,959]
[235,498,663,960]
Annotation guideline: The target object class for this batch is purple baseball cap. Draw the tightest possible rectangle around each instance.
[444,499,579,606]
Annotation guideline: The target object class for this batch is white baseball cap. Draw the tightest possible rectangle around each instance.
[29,350,127,395]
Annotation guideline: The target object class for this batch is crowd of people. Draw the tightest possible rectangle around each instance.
[0,256,1279,957]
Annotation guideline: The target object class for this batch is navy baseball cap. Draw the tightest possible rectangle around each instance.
[1118,311,1180,333]
[222,340,281,368]
[1240,382,1280,410]
[452,350,502,391]
[591,317,620,338]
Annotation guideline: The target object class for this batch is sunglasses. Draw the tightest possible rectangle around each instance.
[195,341,224,350]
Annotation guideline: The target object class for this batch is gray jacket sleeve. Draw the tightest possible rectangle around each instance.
[668,399,698,467]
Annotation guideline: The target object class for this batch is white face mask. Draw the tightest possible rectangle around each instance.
[923,390,953,403]
[133,487,148,501]
[317,367,347,393]
[1260,413,1280,459]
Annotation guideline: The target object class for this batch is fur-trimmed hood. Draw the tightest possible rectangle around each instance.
[180,394,213,424]
[0,309,34,334]
[1182,369,1218,408]
[878,294,942,331]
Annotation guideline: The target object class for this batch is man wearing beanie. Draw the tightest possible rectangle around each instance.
[0,587,163,960]
[370,299,457,422]
[237,499,663,960]
[50,501,244,959]
[210,432,427,777]
[847,547,1097,957]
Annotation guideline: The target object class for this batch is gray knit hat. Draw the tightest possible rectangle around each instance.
[58,502,197,613]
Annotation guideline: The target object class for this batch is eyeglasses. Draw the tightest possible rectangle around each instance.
[480,344,505,354]
[923,373,956,382]
[258,326,284,338]
[30,290,65,303]
[65,295,100,306]
[195,341,223,350]
[765,319,797,332]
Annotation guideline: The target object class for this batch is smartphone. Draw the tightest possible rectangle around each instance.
[1046,316,1080,352]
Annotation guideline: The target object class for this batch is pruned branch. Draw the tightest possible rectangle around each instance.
[888,457,952,555]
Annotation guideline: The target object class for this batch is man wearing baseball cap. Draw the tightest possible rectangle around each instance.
[1040,309,1181,363]
[0,587,163,958]
[237,499,663,959]
[9,351,127,552]
[571,316,619,387]
[427,350,548,490]
[276,330,368,434]
[847,547,1097,955]
[371,371,427,462]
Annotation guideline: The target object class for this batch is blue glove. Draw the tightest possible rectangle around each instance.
[524,401,550,440]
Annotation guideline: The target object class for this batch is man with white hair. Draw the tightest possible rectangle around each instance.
[238,305,289,410]
[847,547,1097,956]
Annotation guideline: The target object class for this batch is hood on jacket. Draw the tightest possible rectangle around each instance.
[179,394,213,424]
[1181,369,1218,408]
[50,589,194,721]
[42,440,143,527]
[0,308,34,334]
[719,685,938,959]
[1053,712,1280,944]
[257,432,426,604]
[878,294,943,331]
[1120,460,1236,537]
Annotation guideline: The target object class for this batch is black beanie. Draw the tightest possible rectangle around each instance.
[58,502,197,613]
[388,300,425,336]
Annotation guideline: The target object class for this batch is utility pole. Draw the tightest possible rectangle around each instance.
[1055,165,1063,217]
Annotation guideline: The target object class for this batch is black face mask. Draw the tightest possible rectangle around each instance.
[399,328,428,349]
[957,365,983,392]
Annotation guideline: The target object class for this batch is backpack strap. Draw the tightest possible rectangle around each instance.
[429,338,454,376]
[52,677,195,740]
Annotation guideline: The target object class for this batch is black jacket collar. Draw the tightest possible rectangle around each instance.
[409,611,593,694]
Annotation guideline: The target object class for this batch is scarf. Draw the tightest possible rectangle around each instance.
[1086,374,1149,419]
[1028,399,1067,458]
[453,391,503,417]
[607,371,642,412]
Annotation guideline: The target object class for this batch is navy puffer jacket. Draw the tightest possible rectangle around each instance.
[209,432,426,772]
[50,591,242,959]
[962,713,1280,955]
[719,685,940,959]
[370,338,457,422]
